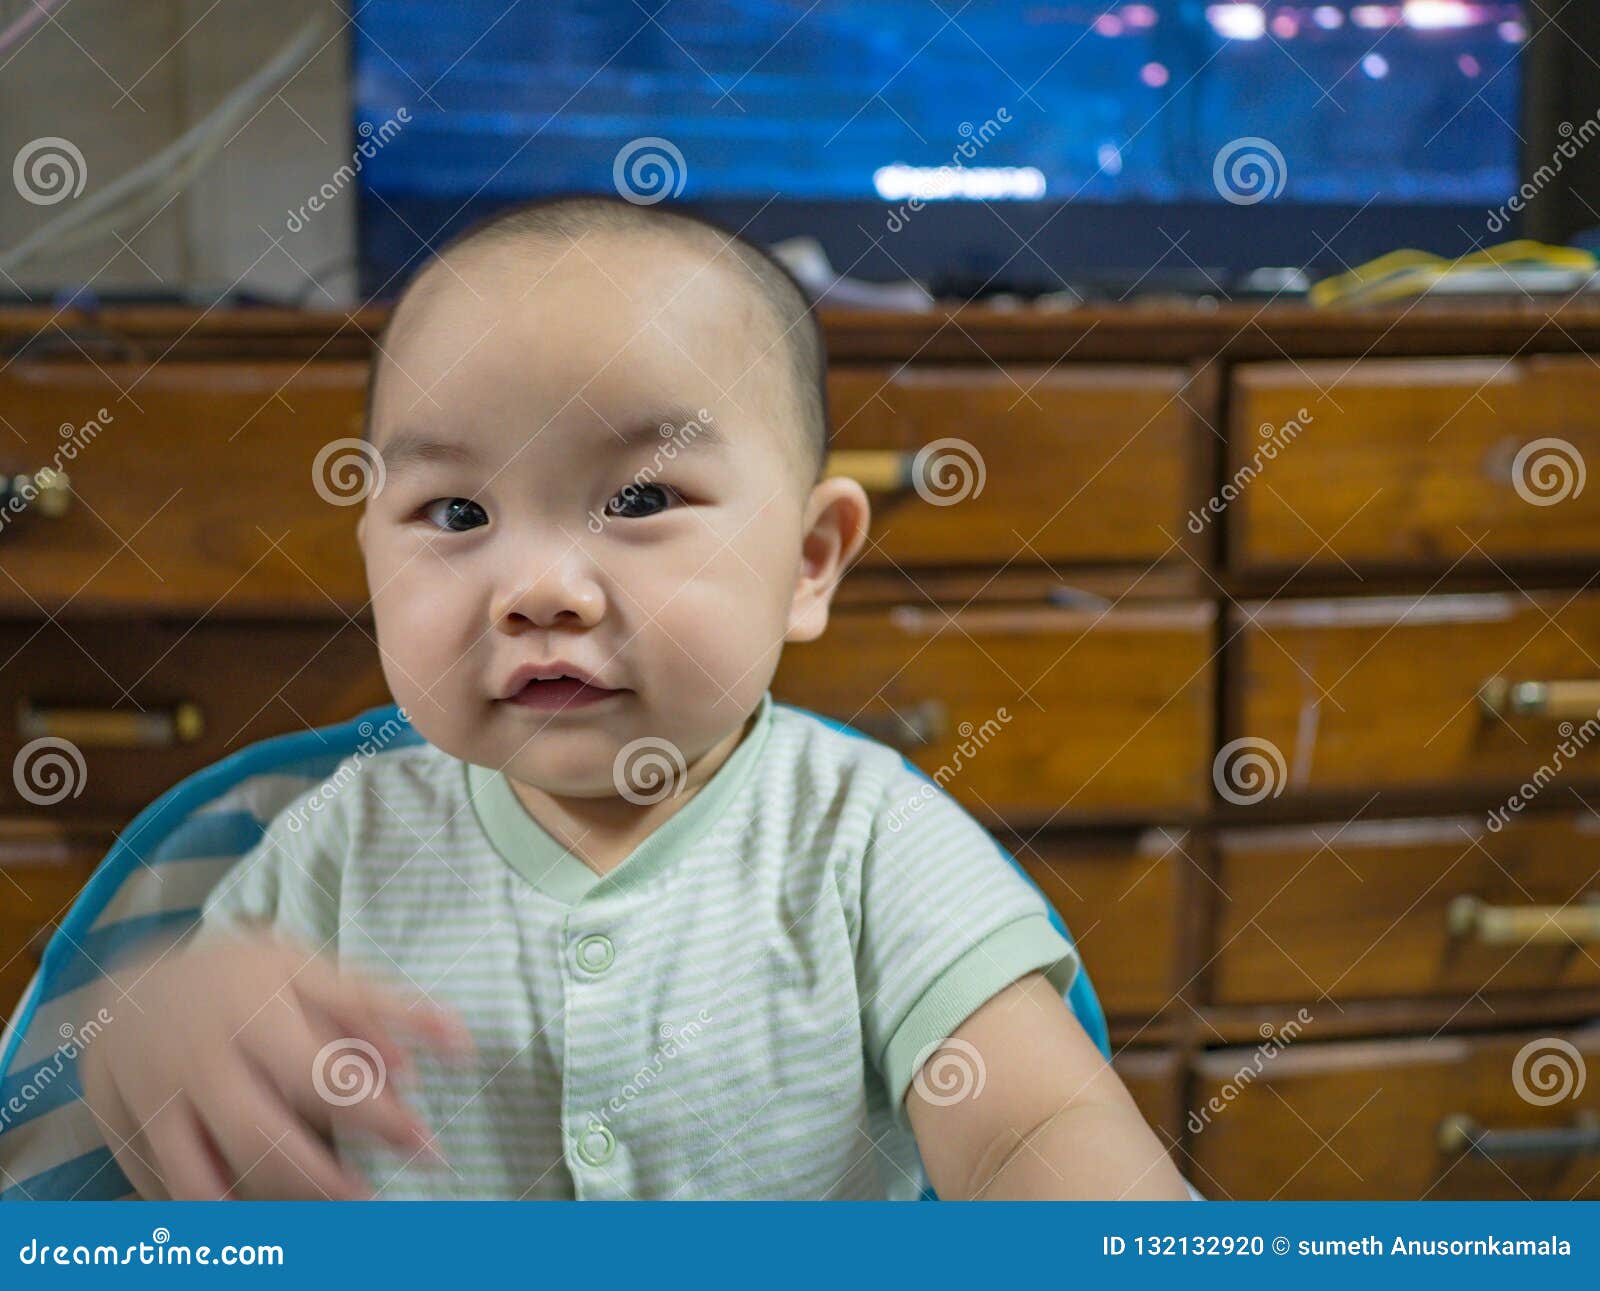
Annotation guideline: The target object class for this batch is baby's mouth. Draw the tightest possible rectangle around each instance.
[502,677,628,711]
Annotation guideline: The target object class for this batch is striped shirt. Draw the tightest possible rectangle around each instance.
[197,690,1078,1199]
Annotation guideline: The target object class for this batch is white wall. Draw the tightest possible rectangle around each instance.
[0,0,356,305]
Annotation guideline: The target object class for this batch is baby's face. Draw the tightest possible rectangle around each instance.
[358,233,834,796]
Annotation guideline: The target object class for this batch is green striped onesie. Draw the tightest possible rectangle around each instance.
[197,689,1079,1199]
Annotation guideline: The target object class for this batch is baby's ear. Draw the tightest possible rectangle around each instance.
[784,476,870,644]
[784,590,828,644]
[355,509,368,555]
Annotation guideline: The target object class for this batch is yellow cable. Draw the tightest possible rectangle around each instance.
[1309,240,1596,308]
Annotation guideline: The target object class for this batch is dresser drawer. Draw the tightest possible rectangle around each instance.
[1018,829,1184,1018]
[0,361,369,615]
[0,822,106,1021]
[1229,357,1600,572]
[1213,813,1600,1005]
[827,365,1205,567]
[1189,1027,1600,1199]
[774,602,1215,821]
[1229,592,1600,802]
[0,620,393,819]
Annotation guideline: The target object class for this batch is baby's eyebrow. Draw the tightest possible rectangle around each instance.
[375,408,727,478]
[607,407,728,456]
[376,429,482,477]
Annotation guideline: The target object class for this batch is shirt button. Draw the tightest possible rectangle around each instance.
[574,933,614,974]
[575,1119,616,1167]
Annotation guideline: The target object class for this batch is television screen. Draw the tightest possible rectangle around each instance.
[352,2,1526,289]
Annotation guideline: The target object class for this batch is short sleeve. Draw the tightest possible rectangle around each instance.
[855,764,1080,1129]
[190,780,349,954]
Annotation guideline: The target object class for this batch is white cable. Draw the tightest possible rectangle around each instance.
[0,9,333,275]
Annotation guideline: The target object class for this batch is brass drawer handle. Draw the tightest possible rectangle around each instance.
[824,450,917,493]
[17,699,205,748]
[845,700,947,751]
[0,468,71,522]
[1479,676,1600,721]
[1446,894,1600,946]
[1438,1112,1600,1160]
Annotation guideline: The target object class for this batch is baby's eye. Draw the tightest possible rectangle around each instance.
[603,482,678,520]
[421,497,489,532]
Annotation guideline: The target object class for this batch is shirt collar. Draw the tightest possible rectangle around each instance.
[463,690,773,905]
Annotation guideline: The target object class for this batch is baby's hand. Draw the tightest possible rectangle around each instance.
[79,929,475,1200]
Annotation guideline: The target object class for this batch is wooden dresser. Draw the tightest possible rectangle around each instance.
[3,302,1599,1199]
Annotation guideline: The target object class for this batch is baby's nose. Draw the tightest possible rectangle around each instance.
[491,560,605,630]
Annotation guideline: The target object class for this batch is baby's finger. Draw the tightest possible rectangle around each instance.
[292,998,446,1174]
[300,1057,450,1168]
[197,1057,373,1200]
[142,1096,234,1201]
[86,1062,172,1203]
[296,992,416,1089]
[244,1007,446,1164]
[299,969,475,1063]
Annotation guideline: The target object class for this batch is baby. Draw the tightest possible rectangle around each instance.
[81,196,1188,1202]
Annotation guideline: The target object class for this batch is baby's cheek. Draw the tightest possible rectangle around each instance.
[371,580,475,707]
[650,590,785,718]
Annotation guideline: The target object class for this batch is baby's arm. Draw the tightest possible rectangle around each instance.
[81,931,471,1199]
[80,777,473,1199]
[905,971,1190,1200]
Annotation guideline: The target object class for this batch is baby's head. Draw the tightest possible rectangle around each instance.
[356,195,869,797]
